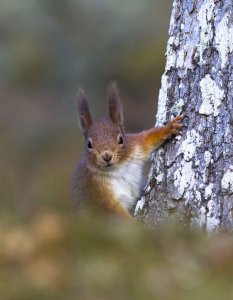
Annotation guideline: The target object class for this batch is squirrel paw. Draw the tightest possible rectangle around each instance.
[166,115,184,137]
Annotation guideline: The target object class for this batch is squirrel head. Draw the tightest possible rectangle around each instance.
[76,82,128,171]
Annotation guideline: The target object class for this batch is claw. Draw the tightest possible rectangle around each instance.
[167,115,184,137]
[173,123,184,129]
[172,115,184,123]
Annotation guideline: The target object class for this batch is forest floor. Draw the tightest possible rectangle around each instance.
[0,211,233,300]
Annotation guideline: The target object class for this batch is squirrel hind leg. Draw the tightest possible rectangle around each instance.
[106,201,134,221]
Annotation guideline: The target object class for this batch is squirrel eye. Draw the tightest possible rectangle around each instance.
[117,134,124,145]
[87,138,93,150]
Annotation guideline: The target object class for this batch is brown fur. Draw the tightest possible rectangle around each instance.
[72,82,183,220]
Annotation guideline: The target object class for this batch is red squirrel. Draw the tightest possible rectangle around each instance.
[72,82,183,220]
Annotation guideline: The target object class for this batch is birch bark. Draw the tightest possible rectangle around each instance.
[136,0,233,231]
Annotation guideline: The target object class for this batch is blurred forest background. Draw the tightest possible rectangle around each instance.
[1,1,233,299]
[0,0,171,216]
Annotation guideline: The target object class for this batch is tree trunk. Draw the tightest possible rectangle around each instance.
[136,0,233,231]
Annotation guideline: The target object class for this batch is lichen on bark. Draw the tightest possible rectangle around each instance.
[137,0,233,231]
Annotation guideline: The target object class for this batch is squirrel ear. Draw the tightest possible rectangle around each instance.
[107,82,124,131]
[76,88,93,136]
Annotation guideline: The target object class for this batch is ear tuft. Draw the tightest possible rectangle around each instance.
[107,82,124,131]
[76,88,93,136]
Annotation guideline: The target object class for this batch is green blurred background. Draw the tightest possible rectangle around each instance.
[0,0,171,216]
[1,1,233,300]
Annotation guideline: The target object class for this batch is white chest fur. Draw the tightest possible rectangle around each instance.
[110,160,144,210]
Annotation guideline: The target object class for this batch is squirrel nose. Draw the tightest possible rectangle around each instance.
[102,152,112,162]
